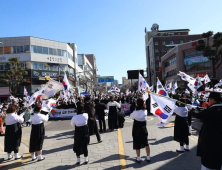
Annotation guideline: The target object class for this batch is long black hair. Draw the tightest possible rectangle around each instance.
[136,98,146,110]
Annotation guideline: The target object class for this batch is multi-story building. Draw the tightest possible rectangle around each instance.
[114,80,119,87]
[145,24,202,85]
[161,38,222,88]
[0,36,77,98]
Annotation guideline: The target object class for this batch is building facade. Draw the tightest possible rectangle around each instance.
[161,38,222,88]
[145,24,202,85]
[0,36,78,97]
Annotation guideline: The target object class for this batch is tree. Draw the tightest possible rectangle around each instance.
[78,71,95,93]
[196,31,222,78]
[0,58,27,96]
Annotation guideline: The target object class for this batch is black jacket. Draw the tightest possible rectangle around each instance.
[95,103,106,119]
[191,104,222,169]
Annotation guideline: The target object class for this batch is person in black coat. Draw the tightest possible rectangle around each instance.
[95,99,106,132]
[84,97,102,143]
[173,99,190,153]
[191,92,222,170]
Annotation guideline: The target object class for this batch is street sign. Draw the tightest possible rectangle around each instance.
[94,84,100,87]
[98,76,114,83]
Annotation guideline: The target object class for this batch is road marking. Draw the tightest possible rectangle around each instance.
[118,129,126,170]
[166,123,174,127]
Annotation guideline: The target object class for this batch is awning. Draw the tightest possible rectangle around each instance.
[0,87,10,97]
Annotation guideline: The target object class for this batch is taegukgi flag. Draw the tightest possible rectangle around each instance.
[201,74,211,85]
[43,79,64,99]
[156,79,169,97]
[150,93,176,126]
[138,73,150,100]
[171,82,178,94]
[178,71,195,82]
[28,87,45,106]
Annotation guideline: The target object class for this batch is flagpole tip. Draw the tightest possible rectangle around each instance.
[147,90,151,94]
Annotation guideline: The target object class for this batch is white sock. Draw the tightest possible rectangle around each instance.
[14,153,20,158]
[180,146,184,151]
[38,155,43,160]
[185,145,189,150]
[136,156,141,161]
[77,157,81,162]
[85,157,88,162]
[7,153,12,158]
[147,156,150,160]
[31,153,36,159]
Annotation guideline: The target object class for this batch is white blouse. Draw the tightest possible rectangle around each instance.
[107,101,121,108]
[174,107,188,117]
[31,113,49,125]
[130,110,147,121]
[5,113,24,125]
[71,113,88,127]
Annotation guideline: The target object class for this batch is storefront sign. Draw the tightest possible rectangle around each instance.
[98,76,114,83]
[184,55,209,66]
[194,73,207,78]
[32,70,58,77]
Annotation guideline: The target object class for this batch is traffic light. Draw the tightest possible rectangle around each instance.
[45,76,50,80]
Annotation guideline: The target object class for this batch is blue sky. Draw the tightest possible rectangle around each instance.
[0,0,222,83]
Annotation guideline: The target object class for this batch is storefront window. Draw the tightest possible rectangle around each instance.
[53,65,59,71]
[31,62,37,69]
[37,63,43,70]
[43,63,49,70]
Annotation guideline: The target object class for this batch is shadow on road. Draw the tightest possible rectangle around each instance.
[149,136,174,145]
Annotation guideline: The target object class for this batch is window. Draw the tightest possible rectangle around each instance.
[166,69,177,77]
[5,64,10,70]
[162,48,166,52]
[170,40,174,44]
[43,63,49,70]
[155,49,159,53]
[165,56,176,67]
[52,49,57,55]
[62,50,67,57]
[49,48,53,55]
[37,63,43,70]
[12,46,17,53]
[162,41,166,45]
[37,46,42,54]
[180,40,184,44]
[53,65,59,71]
[178,33,180,35]
[31,46,37,53]
[4,46,12,54]
[156,56,160,60]
[155,41,158,45]
[0,47,3,54]
[43,47,48,54]
[24,45,30,52]
[16,46,24,53]
[156,63,159,67]
[75,57,78,63]
[0,63,4,70]
[169,33,174,36]
[189,39,192,42]
[31,62,37,69]
[57,49,61,56]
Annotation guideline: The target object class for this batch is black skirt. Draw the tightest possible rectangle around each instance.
[132,120,149,150]
[29,123,45,152]
[4,123,22,152]
[108,106,118,130]
[73,125,89,155]
[118,111,125,128]
[174,115,190,144]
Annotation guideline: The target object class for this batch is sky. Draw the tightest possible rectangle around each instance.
[0,0,222,83]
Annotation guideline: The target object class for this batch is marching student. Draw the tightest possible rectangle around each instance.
[173,99,190,153]
[107,96,121,131]
[4,105,24,160]
[130,98,150,163]
[95,98,107,132]
[29,104,49,161]
[71,103,89,165]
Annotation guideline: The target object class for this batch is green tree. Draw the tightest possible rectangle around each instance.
[196,31,222,78]
[0,57,27,96]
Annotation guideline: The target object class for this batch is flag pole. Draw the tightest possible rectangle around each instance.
[146,90,203,108]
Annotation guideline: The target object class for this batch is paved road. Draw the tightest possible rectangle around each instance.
[0,115,201,170]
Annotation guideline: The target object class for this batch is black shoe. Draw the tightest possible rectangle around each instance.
[146,159,151,163]
[136,159,141,163]
[98,140,102,143]
[32,157,38,161]
[7,156,13,160]
[99,130,103,133]
[84,160,89,164]
[184,149,190,152]
[15,156,22,160]
[76,162,80,165]
[38,157,45,161]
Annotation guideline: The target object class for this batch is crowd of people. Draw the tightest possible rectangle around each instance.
[0,89,221,170]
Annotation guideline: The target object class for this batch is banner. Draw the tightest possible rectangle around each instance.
[184,55,209,66]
